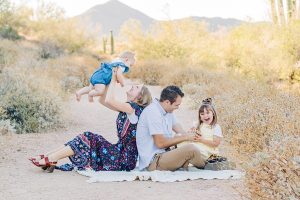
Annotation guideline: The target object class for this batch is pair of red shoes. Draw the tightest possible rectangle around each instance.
[29,155,57,173]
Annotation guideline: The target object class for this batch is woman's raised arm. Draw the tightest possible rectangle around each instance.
[104,68,134,114]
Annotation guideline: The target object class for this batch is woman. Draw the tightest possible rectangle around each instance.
[30,69,152,172]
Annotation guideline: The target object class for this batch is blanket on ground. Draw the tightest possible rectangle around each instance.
[77,167,244,183]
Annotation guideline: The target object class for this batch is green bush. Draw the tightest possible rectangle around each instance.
[0,69,64,133]
[0,25,21,40]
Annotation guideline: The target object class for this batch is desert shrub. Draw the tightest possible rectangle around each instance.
[127,59,169,85]
[247,136,300,199]
[0,25,21,40]
[44,54,97,92]
[119,19,208,61]
[159,67,208,87]
[0,39,18,70]
[31,18,96,53]
[0,69,64,133]
[60,76,82,93]
[38,40,64,59]
[0,119,16,135]
[290,67,300,83]
[0,107,16,135]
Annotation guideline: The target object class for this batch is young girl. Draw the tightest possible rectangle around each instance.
[76,51,135,102]
[192,98,223,160]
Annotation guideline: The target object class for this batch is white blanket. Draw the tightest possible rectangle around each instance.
[77,167,244,183]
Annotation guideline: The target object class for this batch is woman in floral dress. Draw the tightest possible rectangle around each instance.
[30,69,152,172]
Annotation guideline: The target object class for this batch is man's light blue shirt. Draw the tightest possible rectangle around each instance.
[136,99,177,170]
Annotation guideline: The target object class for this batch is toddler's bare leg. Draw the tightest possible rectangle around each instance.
[76,84,93,101]
[88,84,105,102]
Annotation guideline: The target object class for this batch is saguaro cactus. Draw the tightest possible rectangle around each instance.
[110,30,114,55]
[278,0,286,26]
[270,0,278,24]
[287,0,296,21]
[102,36,107,54]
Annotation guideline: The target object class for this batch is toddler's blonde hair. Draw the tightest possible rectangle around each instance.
[119,51,135,66]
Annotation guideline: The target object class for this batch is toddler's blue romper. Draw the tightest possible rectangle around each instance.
[90,61,129,86]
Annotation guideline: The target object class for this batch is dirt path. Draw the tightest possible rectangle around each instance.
[0,85,247,200]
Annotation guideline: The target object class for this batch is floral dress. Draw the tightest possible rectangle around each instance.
[56,102,143,171]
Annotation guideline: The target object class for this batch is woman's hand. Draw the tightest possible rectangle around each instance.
[111,68,118,82]
[104,68,134,114]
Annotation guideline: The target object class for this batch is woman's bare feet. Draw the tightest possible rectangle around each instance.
[37,156,57,166]
[28,154,45,162]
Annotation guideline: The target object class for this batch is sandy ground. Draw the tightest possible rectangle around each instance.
[0,85,247,200]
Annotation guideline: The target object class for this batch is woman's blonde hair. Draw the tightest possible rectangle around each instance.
[136,86,152,107]
[197,98,217,129]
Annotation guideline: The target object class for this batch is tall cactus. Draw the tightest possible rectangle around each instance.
[110,30,114,55]
[102,36,107,54]
[270,0,278,24]
[278,0,286,26]
[298,0,300,19]
[287,0,296,22]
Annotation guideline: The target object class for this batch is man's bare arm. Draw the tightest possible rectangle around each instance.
[153,133,195,149]
[172,123,188,135]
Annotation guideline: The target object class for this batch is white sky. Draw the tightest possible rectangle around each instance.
[14,0,271,21]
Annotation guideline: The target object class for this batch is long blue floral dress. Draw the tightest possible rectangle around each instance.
[57,102,143,171]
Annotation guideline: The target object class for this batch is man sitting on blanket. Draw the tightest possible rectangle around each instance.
[136,85,206,171]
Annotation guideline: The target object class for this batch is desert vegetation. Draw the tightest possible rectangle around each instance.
[0,0,299,199]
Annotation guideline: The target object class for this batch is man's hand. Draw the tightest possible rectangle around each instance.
[188,127,197,134]
[184,133,197,142]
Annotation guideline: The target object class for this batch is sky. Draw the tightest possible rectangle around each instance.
[14,0,271,21]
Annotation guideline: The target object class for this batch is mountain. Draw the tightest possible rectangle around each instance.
[75,0,244,35]
[75,0,154,35]
[189,16,243,31]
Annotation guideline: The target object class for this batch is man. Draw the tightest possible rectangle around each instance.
[136,85,206,171]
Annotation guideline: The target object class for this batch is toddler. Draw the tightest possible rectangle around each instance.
[76,51,135,102]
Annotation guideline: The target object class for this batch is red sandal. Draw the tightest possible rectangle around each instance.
[28,154,45,162]
[42,157,57,167]
[30,156,57,172]
[29,155,48,170]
